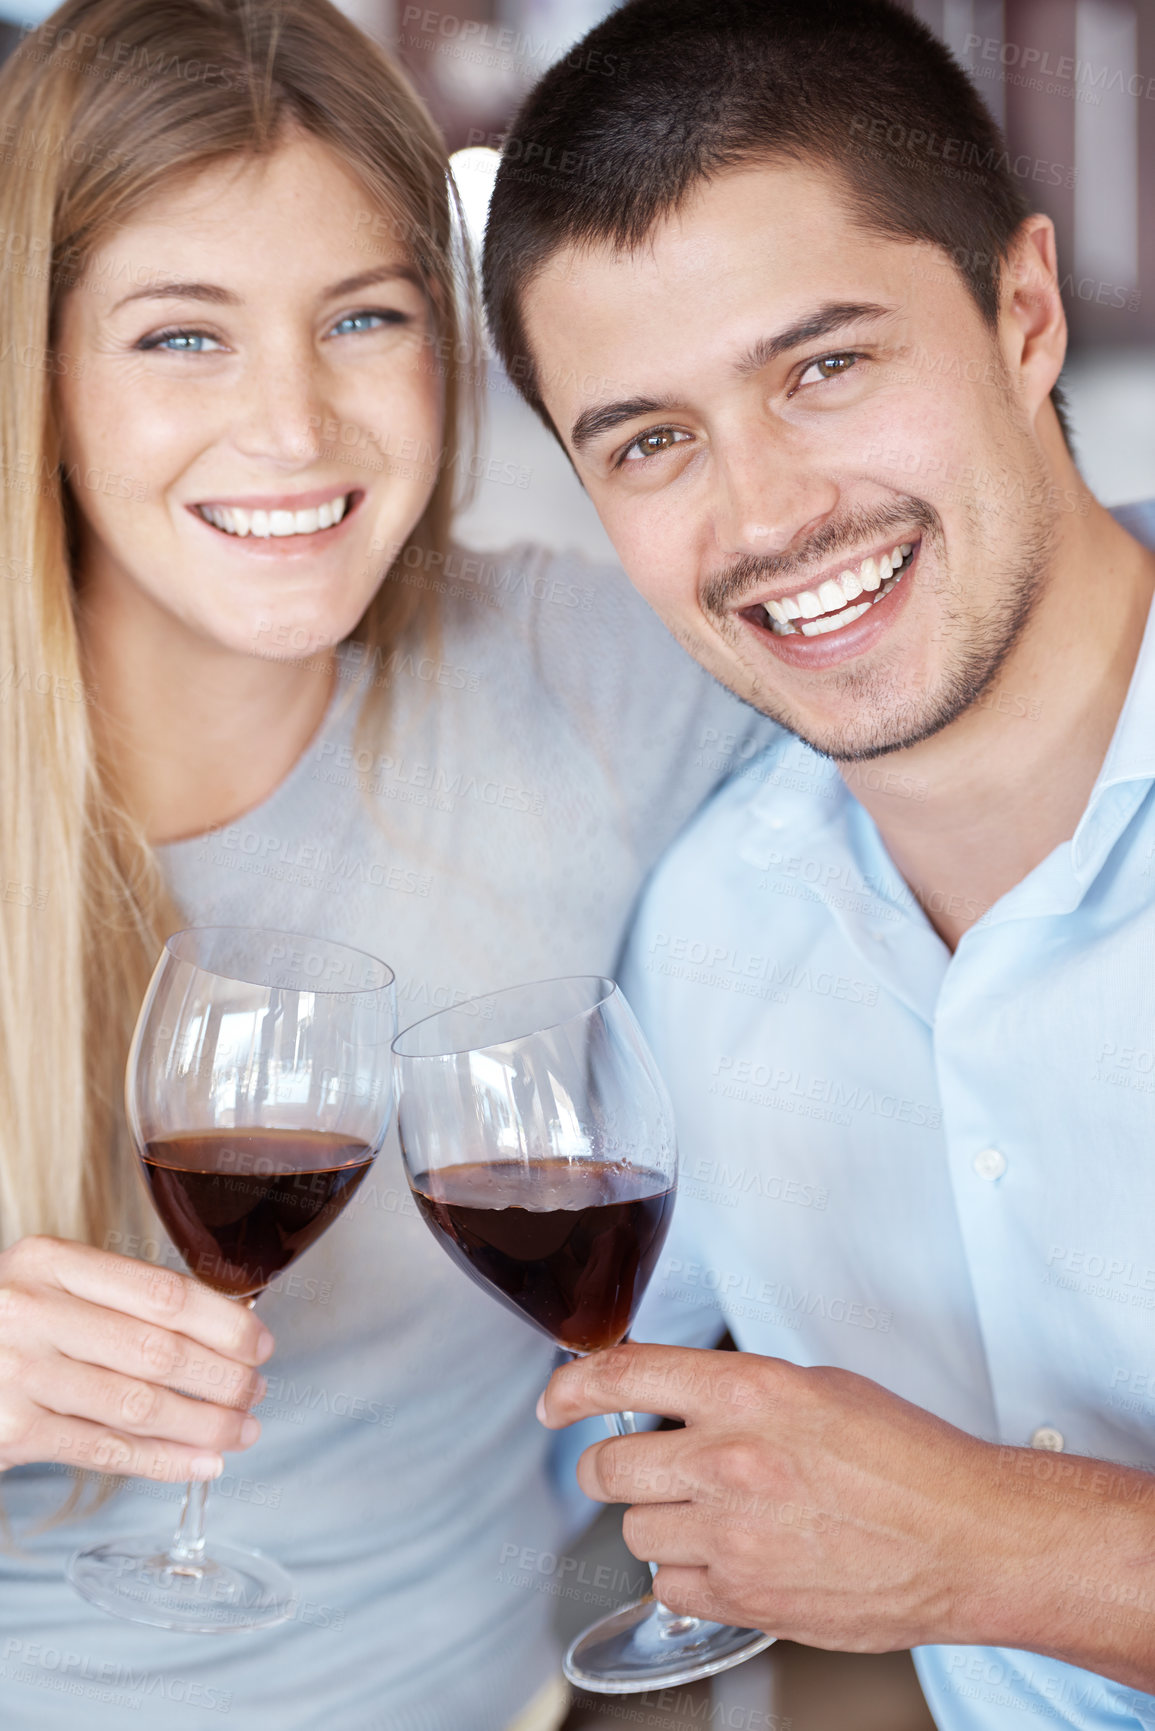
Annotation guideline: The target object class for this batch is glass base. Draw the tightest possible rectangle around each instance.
[67,1536,297,1634]
[564,1594,776,1693]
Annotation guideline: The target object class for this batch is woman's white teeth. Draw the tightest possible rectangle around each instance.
[764,542,914,637]
[198,493,349,538]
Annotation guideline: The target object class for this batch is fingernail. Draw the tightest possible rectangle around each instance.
[191,1455,223,1480]
[535,1393,547,1425]
[255,1329,275,1362]
[240,1415,260,1445]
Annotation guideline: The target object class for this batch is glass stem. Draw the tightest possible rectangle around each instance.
[167,1477,209,1573]
[604,1409,701,1635]
[166,1292,260,1575]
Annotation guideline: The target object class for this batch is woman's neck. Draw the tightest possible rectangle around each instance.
[79,569,337,847]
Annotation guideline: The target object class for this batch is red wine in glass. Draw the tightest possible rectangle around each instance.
[394,976,775,1694]
[67,925,395,1635]
[143,1128,376,1298]
[409,1157,674,1352]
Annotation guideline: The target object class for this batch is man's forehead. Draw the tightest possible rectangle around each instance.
[526,158,893,309]
[521,162,928,439]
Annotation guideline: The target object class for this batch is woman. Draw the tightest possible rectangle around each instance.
[0,2,765,1728]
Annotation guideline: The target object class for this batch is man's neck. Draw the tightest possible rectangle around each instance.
[844,491,1155,951]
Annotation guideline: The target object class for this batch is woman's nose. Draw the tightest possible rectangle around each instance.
[229,349,328,468]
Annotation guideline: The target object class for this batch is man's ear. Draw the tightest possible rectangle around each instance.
[998,214,1067,425]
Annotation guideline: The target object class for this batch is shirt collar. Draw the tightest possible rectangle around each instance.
[1068,502,1155,878]
[737,500,1155,942]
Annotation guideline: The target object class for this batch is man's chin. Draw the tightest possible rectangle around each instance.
[728,669,960,765]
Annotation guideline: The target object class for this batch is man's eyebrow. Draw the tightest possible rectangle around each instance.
[570,395,680,454]
[109,264,422,316]
[568,302,894,454]
[735,301,895,375]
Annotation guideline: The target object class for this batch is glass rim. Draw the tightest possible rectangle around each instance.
[163,926,396,995]
[392,974,617,1060]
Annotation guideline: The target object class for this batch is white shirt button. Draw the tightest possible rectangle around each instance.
[972,1147,1007,1180]
[1030,1426,1064,1452]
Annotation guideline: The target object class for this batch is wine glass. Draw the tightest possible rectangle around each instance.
[392,976,775,1692]
[68,926,396,1633]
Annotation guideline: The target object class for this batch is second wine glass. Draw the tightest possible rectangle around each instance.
[393,975,775,1692]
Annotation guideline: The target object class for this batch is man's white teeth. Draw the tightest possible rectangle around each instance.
[799,599,874,635]
[197,492,350,538]
[763,542,914,637]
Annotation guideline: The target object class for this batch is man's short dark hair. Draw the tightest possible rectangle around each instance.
[483,0,1072,444]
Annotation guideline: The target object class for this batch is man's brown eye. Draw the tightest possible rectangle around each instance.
[817,354,855,377]
[623,427,688,463]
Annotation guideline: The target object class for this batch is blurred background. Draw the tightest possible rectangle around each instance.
[0,1,1149,1725]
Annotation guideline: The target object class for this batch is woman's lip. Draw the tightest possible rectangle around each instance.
[189,484,362,511]
[739,542,919,669]
[185,489,364,553]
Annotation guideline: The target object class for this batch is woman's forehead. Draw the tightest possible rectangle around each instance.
[77,138,420,295]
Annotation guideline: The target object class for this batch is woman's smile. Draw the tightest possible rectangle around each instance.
[189,486,364,552]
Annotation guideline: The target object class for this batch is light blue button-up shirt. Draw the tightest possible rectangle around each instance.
[624,503,1155,1731]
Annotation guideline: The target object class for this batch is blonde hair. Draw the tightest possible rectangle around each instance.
[0,0,474,1254]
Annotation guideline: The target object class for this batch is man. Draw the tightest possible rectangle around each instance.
[482,0,1155,1725]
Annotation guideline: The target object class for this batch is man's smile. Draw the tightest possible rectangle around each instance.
[733,537,922,671]
[738,536,918,638]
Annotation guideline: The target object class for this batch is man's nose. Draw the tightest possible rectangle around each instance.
[712,434,839,562]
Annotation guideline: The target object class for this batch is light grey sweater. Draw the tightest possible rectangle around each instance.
[0,544,771,1731]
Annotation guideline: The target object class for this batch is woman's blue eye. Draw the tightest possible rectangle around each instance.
[329,310,405,337]
[144,330,222,353]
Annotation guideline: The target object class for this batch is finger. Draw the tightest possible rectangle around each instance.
[652,1564,743,1628]
[29,1356,262,1454]
[540,1341,769,1430]
[622,1502,712,1568]
[576,1429,699,1506]
[28,1410,225,1483]
[27,1238,274,1365]
[36,1289,266,1410]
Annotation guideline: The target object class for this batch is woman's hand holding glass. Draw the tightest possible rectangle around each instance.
[66,925,396,1633]
[0,1235,272,1483]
